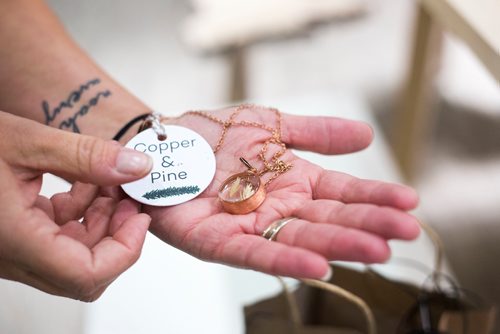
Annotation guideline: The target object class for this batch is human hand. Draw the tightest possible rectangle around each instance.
[145,105,420,280]
[0,112,153,301]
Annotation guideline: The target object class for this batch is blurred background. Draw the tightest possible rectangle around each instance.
[0,0,498,333]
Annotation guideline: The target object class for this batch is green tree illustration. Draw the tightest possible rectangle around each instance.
[142,185,200,200]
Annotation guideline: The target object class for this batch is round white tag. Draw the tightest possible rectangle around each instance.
[121,126,216,206]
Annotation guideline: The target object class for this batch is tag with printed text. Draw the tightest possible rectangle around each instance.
[121,126,216,206]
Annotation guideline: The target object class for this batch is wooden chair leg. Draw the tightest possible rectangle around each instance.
[228,46,247,102]
[393,5,443,182]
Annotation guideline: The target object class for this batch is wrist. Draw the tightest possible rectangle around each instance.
[0,0,152,143]
[112,112,152,144]
[79,91,151,143]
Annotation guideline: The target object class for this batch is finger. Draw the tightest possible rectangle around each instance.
[108,199,142,235]
[314,170,419,210]
[0,113,152,185]
[59,197,116,248]
[51,182,99,224]
[34,195,55,220]
[0,158,25,213]
[99,185,127,200]
[5,204,149,301]
[295,200,420,240]
[88,212,150,286]
[31,213,149,299]
[271,218,391,263]
[216,234,330,280]
[282,113,373,154]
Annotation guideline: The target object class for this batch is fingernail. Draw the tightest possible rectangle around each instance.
[320,267,333,282]
[116,148,153,176]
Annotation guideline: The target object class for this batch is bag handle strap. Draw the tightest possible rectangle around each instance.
[418,220,444,282]
[278,276,377,334]
[276,220,444,334]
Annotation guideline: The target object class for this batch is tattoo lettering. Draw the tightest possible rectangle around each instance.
[41,78,112,133]
[58,90,112,133]
[42,78,100,125]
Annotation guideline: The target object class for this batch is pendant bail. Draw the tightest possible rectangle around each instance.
[240,157,257,174]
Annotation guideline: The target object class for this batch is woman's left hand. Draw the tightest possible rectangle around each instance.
[144,106,420,280]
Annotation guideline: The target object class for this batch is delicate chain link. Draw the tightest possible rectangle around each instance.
[180,104,292,187]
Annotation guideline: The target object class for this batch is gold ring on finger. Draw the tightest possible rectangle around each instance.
[262,217,298,241]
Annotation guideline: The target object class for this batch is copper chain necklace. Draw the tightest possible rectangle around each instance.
[180,104,293,214]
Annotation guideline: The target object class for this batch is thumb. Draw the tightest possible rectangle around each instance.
[47,135,153,185]
[0,112,152,185]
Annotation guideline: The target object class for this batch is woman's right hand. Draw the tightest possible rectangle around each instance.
[0,111,153,301]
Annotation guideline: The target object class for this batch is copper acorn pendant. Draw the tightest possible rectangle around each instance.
[218,158,266,214]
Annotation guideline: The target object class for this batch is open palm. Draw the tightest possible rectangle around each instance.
[145,106,420,279]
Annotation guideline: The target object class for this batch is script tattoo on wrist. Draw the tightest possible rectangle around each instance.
[41,78,112,133]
